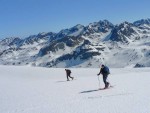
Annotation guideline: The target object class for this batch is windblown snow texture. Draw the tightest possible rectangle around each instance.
[0,66,150,113]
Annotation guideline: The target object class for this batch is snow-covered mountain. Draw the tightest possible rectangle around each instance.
[0,19,150,68]
[133,18,150,26]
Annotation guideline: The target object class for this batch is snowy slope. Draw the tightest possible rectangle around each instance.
[0,66,150,113]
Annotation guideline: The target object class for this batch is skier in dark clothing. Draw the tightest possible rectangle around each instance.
[97,64,110,89]
[65,69,74,81]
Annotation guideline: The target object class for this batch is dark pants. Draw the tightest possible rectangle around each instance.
[67,74,73,80]
[103,74,109,87]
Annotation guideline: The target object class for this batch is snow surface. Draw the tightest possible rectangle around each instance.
[0,66,150,113]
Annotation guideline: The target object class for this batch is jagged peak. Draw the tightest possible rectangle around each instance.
[133,18,150,26]
[72,24,84,29]
[38,32,53,36]
[99,19,113,25]
[88,20,113,26]
[119,21,133,26]
[115,21,134,30]
[0,37,20,43]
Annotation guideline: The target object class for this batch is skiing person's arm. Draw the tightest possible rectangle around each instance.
[97,68,102,76]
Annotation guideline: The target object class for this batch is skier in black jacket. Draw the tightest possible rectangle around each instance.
[97,64,110,89]
[65,69,74,81]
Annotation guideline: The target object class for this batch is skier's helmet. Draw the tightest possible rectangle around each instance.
[101,64,105,68]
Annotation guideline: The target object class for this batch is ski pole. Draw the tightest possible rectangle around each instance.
[98,75,100,89]
[97,65,102,89]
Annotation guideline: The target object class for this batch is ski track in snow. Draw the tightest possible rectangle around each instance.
[0,66,150,113]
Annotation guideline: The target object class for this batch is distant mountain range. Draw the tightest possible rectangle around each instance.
[0,18,150,68]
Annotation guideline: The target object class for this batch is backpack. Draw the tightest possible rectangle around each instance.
[103,66,110,74]
[68,70,71,74]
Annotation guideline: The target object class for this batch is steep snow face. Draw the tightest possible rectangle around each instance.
[0,37,21,52]
[54,24,85,40]
[133,18,150,26]
[85,20,114,35]
[33,20,114,68]
[109,22,140,43]
[0,37,20,46]
[133,19,150,35]
[19,32,56,47]
[88,20,114,31]
[36,35,108,68]
[0,66,150,113]
[44,40,108,68]
[0,19,150,68]
[55,20,114,40]
[68,24,85,37]
[0,32,56,66]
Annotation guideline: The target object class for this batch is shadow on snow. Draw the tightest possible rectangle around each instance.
[80,89,99,93]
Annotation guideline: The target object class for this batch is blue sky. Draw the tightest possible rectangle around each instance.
[0,0,150,39]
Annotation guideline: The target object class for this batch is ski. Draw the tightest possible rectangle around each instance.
[99,85,114,90]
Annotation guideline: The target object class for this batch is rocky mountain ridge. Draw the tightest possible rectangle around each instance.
[0,19,150,68]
